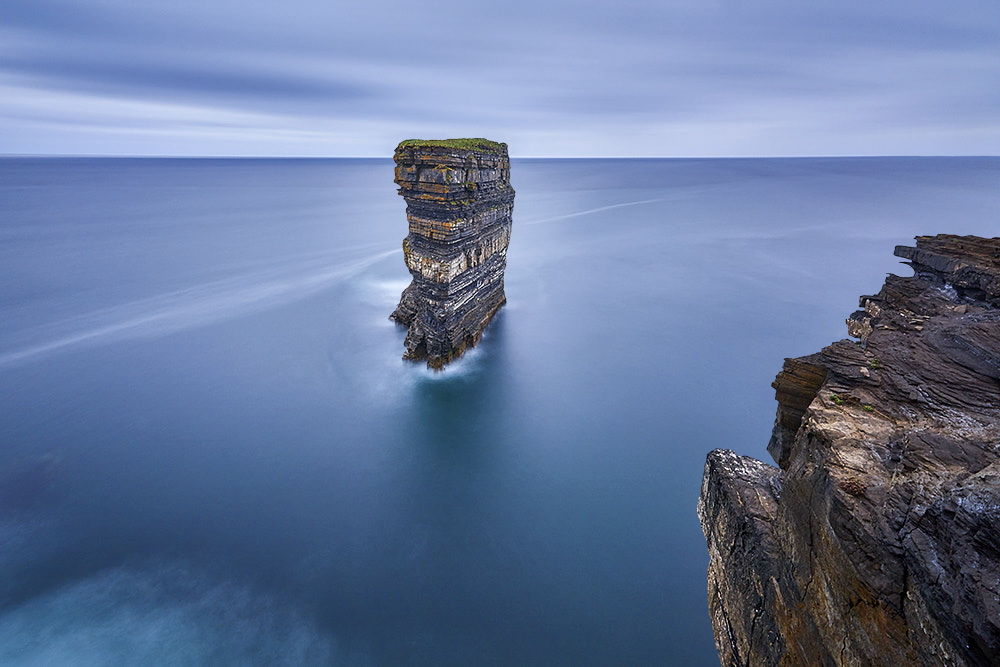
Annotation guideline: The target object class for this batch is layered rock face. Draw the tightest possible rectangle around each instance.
[699,235,1000,666]
[390,139,514,369]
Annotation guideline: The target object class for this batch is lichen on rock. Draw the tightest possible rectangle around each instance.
[390,139,514,369]
[699,235,1000,666]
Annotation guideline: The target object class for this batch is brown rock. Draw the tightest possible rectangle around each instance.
[389,139,514,369]
[699,235,1000,666]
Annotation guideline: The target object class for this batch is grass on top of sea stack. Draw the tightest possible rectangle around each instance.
[397,138,506,152]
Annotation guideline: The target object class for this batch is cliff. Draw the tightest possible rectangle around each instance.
[390,138,514,369]
[699,235,1000,666]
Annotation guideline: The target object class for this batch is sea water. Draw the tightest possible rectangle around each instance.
[0,156,997,665]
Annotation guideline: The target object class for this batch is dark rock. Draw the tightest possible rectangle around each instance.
[389,138,514,369]
[699,235,1000,666]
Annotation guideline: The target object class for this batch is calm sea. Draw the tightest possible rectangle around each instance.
[0,156,997,665]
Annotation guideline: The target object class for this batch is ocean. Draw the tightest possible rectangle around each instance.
[1,156,997,665]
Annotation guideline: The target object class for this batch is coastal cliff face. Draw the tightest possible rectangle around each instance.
[390,138,514,369]
[699,235,1000,666]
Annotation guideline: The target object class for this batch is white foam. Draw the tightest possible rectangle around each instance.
[0,562,367,666]
[359,278,412,310]
[408,335,490,383]
[0,248,399,368]
[520,198,666,226]
[517,186,725,227]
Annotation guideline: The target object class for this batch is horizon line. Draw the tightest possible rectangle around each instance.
[2,153,999,160]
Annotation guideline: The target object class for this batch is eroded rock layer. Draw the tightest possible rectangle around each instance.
[699,235,1000,666]
[390,139,514,369]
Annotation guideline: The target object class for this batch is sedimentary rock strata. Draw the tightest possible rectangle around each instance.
[390,138,514,369]
[699,235,1000,666]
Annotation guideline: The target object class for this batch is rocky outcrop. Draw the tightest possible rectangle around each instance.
[390,138,514,369]
[699,235,1000,666]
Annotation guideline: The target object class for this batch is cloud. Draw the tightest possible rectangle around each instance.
[0,0,998,156]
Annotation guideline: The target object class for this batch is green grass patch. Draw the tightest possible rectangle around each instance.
[397,138,506,152]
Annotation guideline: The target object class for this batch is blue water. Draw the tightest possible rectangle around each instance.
[0,156,997,665]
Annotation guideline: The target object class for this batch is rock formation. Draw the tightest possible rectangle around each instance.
[390,138,514,369]
[699,235,1000,666]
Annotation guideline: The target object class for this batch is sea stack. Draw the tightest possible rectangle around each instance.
[699,235,1000,666]
[390,138,514,369]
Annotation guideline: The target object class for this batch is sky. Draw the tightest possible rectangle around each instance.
[1,0,998,157]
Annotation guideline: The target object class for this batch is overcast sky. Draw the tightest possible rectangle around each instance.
[1,0,998,157]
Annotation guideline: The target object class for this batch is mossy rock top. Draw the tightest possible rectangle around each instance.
[396,138,507,153]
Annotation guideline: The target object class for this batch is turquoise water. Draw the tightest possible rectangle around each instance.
[1,156,998,665]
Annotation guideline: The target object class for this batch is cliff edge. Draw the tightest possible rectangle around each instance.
[390,138,514,369]
[699,235,1000,666]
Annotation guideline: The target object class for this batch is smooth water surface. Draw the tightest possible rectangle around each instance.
[1,156,998,665]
